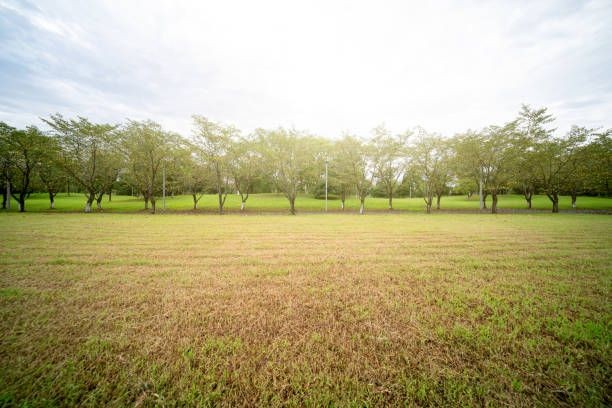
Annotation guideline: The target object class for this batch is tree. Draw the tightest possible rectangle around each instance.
[43,114,119,213]
[0,124,47,212]
[370,125,409,210]
[334,135,373,214]
[409,129,450,213]
[327,142,354,210]
[0,122,14,209]
[121,120,180,213]
[453,130,491,210]
[512,104,556,208]
[582,129,611,197]
[479,123,518,214]
[36,137,65,209]
[177,145,209,210]
[192,116,238,214]
[556,126,596,209]
[509,145,538,209]
[532,127,586,213]
[257,128,321,215]
[228,136,261,211]
[431,143,453,210]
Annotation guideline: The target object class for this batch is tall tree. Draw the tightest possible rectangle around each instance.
[228,136,261,211]
[513,104,556,208]
[177,146,209,210]
[0,122,14,209]
[479,123,518,214]
[43,114,119,212]
[328,142,354,210]
[409,129,450,213]
[0,124,47,212]
[453,130,490,209]
[582,129,611,197]
[121,120,180,213]
[532,126,586,213]
[192,116,237,214]
[334,135,373,214]
[257,128,321,215]
[370,125,409,210]
[36,137,65,209]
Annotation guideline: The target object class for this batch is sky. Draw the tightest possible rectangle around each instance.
[0,0,610,138]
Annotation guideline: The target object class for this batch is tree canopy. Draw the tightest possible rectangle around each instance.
[1,105,609,214]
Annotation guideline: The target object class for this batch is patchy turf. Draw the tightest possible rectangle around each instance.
[0,213,610,406]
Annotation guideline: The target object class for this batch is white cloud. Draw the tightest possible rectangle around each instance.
[0,0,610,137]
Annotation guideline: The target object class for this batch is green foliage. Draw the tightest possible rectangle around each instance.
[42,114,120,212]
[0,104,609,215]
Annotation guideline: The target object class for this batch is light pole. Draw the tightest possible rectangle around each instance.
[162,160,166,212]
[325,158,328,212]
[478,168,484,210]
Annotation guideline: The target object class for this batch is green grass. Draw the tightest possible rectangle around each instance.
[5,192,612,213]
[0,213,610,406]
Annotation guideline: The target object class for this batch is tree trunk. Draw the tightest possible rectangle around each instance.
[96,193,104,210]
[436,194,441,210]
[571,192,577,209]
[467,191,472,199]
[424,196,432,213]
[491,192,498,214]
[49,192,55,209]
[144,195,149,210]
[359,198,365,215]
[151,198,156,214]
[18,192,26,212]
[1,183,6,210]
[108,191,112,202]
[289,196,296,215]
[6,179,11,210]
[85,191,95,213]
[547,192,559,213]
[218,190,224,214]
[192,194,198,210]
[341,190,346,211]
[240,200,245,211]
[482,192,488,209]
[523,188,532,209]
[388,193,393,210]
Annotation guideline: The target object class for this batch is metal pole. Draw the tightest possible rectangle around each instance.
[325,160,328,212]
[162,161,166,212]
[479,172,484,210]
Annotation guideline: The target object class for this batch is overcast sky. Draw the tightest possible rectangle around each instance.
[0,0,610,138]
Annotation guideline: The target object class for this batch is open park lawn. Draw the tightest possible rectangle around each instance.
[0,213,610,406]
[4,192,612,213]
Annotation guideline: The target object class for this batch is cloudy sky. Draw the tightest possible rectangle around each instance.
[0,0,610,137]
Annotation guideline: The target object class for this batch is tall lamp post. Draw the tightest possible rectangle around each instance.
[162,160,166,212]
[325,158,328,212]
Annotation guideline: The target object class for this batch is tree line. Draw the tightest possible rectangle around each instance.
[0,105,609,214]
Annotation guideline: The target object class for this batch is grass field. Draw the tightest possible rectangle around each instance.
[0,213,610,406]
[4,192,612,213]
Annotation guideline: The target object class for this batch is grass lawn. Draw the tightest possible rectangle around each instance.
[5,192,612,213]
[0,213,610,406]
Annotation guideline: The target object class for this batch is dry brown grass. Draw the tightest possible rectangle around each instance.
[0,213,610,406]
